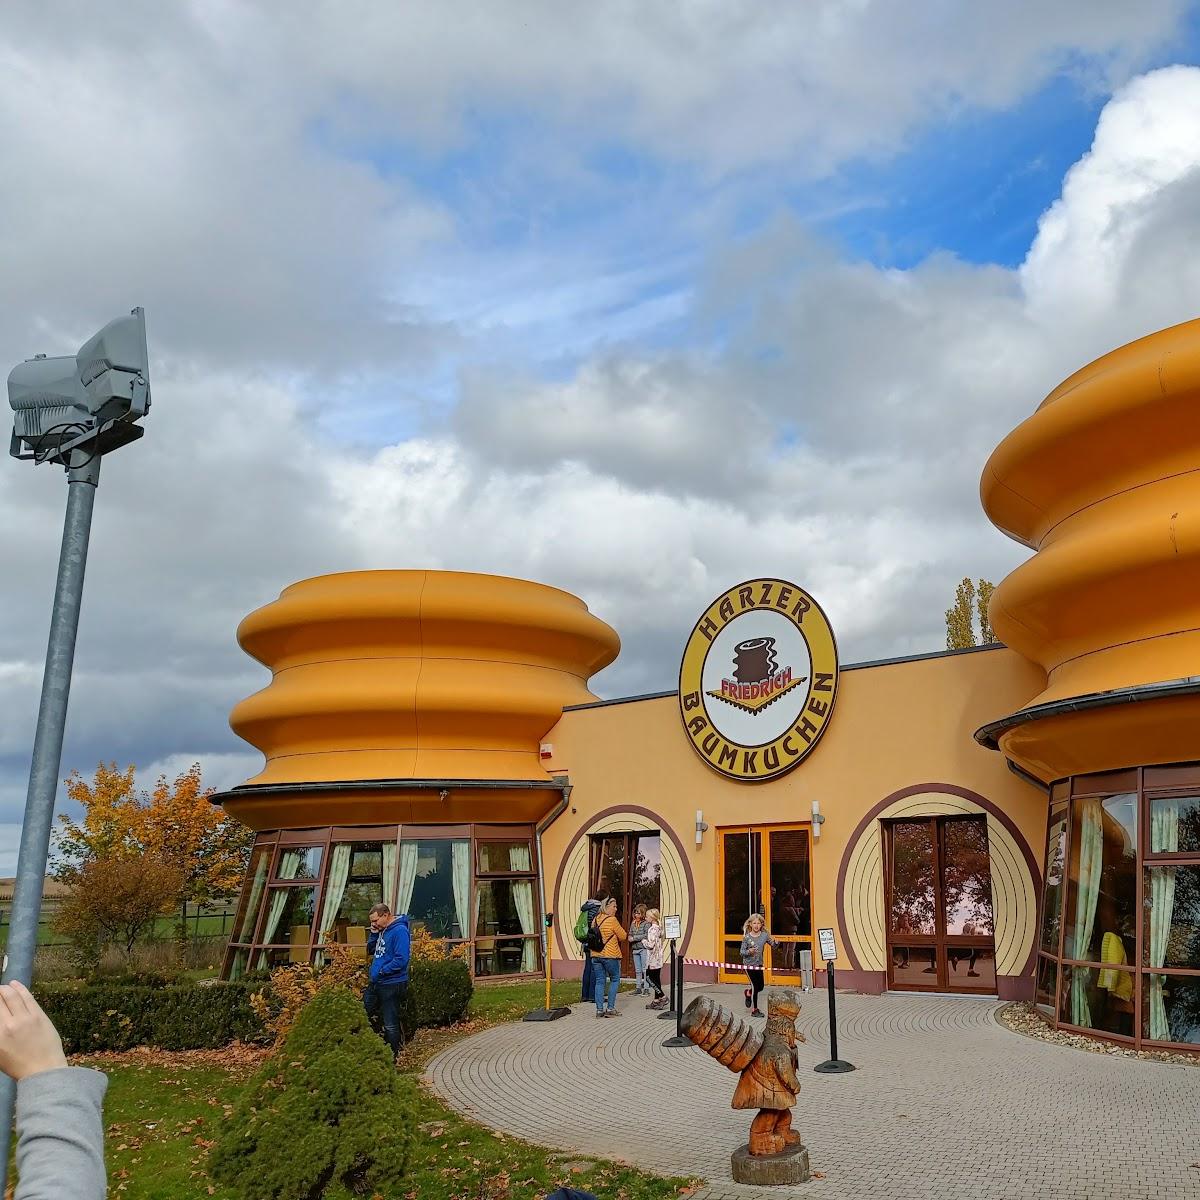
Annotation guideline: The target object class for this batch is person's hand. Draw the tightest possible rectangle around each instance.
[0,981,68,1081]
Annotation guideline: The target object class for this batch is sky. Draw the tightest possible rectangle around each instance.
[5,2,1200,871]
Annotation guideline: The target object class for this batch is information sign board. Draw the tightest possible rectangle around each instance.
[818,927,837,962]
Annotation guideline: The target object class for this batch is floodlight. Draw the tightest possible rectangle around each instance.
[8,307,150,463]
[0,306,154,1194]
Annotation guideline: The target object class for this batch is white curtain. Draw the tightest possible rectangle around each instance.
[382,841,398,911]
[451,841,472,940]
[1148,800,1180,1042]
[257,849,304,960]
[396,842,419,916]
[236,851,269,942]
[509,843,531,872]
[317,844,352,943]
[513,879,537,972]
[1070,797,1103,1027]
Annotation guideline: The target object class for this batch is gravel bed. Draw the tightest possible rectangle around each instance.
[997,1001,1199,1066]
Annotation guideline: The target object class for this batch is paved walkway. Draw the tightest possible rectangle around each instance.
[426,984,1200,1200]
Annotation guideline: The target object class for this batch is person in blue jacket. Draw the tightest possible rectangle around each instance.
[363,903,410,1059]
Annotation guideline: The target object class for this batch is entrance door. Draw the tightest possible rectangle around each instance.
[885,815,996,992]
[718,825,812,983]
[589,831,661,971]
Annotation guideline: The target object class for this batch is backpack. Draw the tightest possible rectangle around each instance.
[573,909,590,944]
[585,916,606,954]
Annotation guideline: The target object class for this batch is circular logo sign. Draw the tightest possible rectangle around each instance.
[678,579,839,782]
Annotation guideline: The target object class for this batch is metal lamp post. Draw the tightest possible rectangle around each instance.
[0,308,151,1188]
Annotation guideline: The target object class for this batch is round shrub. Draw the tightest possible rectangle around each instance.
[209,987,411,1199]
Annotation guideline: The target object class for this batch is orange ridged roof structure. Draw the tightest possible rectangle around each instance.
[221,570,620,829]
[978,317,1200,781]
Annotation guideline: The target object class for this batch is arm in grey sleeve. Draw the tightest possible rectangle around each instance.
[15,1066,108,1200]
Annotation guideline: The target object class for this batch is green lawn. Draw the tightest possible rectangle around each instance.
[82,979,695,1200]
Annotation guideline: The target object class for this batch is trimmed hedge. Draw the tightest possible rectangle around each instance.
[37,981,267,1054]
[36,958,473,1054]
[404,958,472,1030]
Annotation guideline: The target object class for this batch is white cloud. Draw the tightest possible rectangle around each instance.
[1,6,1200,847]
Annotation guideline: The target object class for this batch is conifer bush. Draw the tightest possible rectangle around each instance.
[210,987,411,1200]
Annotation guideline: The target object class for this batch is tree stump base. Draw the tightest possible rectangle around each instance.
[731,1142,811,1186]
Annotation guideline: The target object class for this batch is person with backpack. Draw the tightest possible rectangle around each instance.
[642,907,667,1009]
[628,903,649,995]
[591,896,626,1018]
[575,898,601,1003]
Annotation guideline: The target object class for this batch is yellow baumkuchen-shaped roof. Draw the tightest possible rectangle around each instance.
[228,570,620,788]
[978,317,1200,780]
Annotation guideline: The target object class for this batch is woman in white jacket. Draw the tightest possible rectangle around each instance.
[642,909,668,1009]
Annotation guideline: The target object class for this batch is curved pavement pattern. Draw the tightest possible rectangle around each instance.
[427,985,1200,1200]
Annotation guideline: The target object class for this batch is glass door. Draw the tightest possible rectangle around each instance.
[766,828,812,980]
[885,816,996,992]
[718,825,812,983]
[590,831,661,973]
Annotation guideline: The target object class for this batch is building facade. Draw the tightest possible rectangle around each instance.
[216,318,1200,1052]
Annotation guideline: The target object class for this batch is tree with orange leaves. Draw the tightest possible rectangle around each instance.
[53,761,253,922]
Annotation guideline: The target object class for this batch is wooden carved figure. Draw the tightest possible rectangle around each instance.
[681,989,804,1156]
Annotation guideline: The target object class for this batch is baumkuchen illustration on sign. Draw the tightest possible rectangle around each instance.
[679,579,839,782]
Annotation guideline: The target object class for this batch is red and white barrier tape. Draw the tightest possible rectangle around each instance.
[682,957,816,972]
[682,957,759,972]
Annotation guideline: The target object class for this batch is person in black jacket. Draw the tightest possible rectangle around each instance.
[578,898,601,1003]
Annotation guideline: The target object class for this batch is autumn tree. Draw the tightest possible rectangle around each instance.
[54,761,253,936]
[945,577,999,650]
[53,854,184,968]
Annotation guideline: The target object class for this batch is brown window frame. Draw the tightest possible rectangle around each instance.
[1038,766,1200,1054]
[224,823,545,980]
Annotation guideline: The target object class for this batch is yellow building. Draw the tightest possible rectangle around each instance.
[216,318,1200,1053]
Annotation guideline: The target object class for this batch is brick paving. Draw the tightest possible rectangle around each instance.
[426,984,1200,1199]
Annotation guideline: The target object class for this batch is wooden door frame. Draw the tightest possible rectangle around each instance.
[716,823,814,984]
[588,830,661,973]
[882,814,996,993]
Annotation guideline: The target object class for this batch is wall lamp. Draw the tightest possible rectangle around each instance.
[695,809,709,846]
[811,798,825,840]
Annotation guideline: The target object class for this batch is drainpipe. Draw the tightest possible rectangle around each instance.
[536,780,571,973]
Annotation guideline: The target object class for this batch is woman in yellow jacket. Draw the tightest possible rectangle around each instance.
[592,897,627,1018]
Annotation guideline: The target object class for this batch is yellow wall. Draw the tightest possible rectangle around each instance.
[541,645,1048,985]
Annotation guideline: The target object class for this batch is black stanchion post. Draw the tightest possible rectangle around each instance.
[657,937,678,1020]
[814,944,855,1073]
[662,940,690,1048]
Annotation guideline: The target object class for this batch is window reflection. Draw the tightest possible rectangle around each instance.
[890,822,936,936]
[231,845,271,943]
[942,818,994,936]
[1062,965,1135,1037]
[399,840,470,940]
[277,846,322,881]
[1144,974,1200,1045]
[1035,955,1058,1014]
[1040,806,1068,952]
[1143,865,1200,972]
[1149,796,1200,856]
[890,944,938,986]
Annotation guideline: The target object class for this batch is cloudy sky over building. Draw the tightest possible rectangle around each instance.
[4,2,1200,869]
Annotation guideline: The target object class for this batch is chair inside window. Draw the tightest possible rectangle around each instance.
[475,936,496,975]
